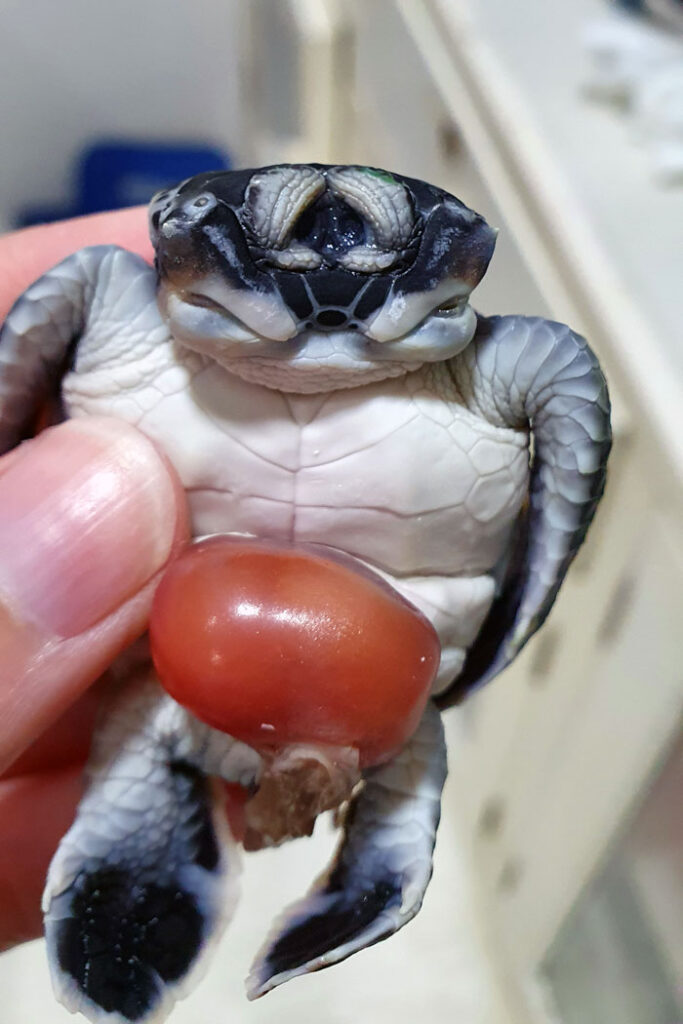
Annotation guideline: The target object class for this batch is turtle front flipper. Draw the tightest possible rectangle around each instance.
[443,314,612,702]
[43,671,262,1024]
[0,246,160,453]
[247,701,447,999]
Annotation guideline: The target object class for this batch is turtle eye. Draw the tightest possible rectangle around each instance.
[186,292,229,314]
[183,291,255,334]
[185,293,248,330]
[435,295,466,316]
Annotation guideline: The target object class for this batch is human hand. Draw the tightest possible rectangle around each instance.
[0,211,189,950]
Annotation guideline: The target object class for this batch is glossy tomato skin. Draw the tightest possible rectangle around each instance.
[150,538,440,767]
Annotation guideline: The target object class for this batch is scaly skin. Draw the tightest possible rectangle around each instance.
[58,274,530,690]
[0,166,611,1024]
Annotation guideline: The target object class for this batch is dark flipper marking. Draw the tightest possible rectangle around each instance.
[441,314,611,706]
[44,675,261,1024]
[248,702,446,998]
[53,862,205,1021]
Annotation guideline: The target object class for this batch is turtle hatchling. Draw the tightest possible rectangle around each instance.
[0,164,611,1023]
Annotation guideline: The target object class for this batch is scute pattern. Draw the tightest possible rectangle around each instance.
[63,325,530,692]
[448,315,611,696]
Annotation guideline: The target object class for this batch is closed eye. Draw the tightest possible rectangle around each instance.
[186,292,231,315]
[184,291,254,335]
[435,295,466,316]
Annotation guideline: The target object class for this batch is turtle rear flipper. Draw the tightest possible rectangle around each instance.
[247,701,447,998]
[43,676,262,1024]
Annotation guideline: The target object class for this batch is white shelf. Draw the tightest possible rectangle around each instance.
[400,0,683,496]
[467,0,683,372]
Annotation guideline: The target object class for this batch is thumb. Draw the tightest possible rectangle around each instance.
[0,417,188,772]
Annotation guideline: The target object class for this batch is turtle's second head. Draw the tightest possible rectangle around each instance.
[150,164,496,392]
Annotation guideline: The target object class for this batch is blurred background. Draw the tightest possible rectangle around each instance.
[1,1,682,1022]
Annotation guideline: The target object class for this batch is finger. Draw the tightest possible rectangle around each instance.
[0,417,189,773]
[1,684,105,780]
[0,206,151,322]
[0,765,84,950]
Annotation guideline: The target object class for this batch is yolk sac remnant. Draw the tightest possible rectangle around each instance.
[150,537,441,769]
[242,743,362,850]
[150,537,441,849]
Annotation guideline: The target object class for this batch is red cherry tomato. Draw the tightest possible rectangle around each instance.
[150,538,440,767]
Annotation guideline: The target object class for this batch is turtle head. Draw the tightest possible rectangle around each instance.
[149,164,496,391]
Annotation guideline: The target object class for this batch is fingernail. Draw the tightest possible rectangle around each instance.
[0,419,178,637]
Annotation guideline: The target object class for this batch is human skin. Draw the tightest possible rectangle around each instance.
[0,210,190,950]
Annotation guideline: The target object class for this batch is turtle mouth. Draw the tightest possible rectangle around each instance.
[159,284,477,392]
[180,282,470,338]
[184,285,367,336]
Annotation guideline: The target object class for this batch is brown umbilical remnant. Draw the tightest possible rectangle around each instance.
[243,744,361,851]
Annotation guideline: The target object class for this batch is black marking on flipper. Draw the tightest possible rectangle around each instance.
[54,869,203,1020]
[249,704,447,999]
[44,712,237,1024]
[438,506,531,707]
[168,759,220,872]
[264,878,401,977]
[439,315,611,703]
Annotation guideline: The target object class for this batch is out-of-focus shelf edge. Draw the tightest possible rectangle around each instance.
[443,715,549,1024]
[398,0,683,506]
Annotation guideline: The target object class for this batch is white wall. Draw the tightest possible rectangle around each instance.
[0,0,245,228]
